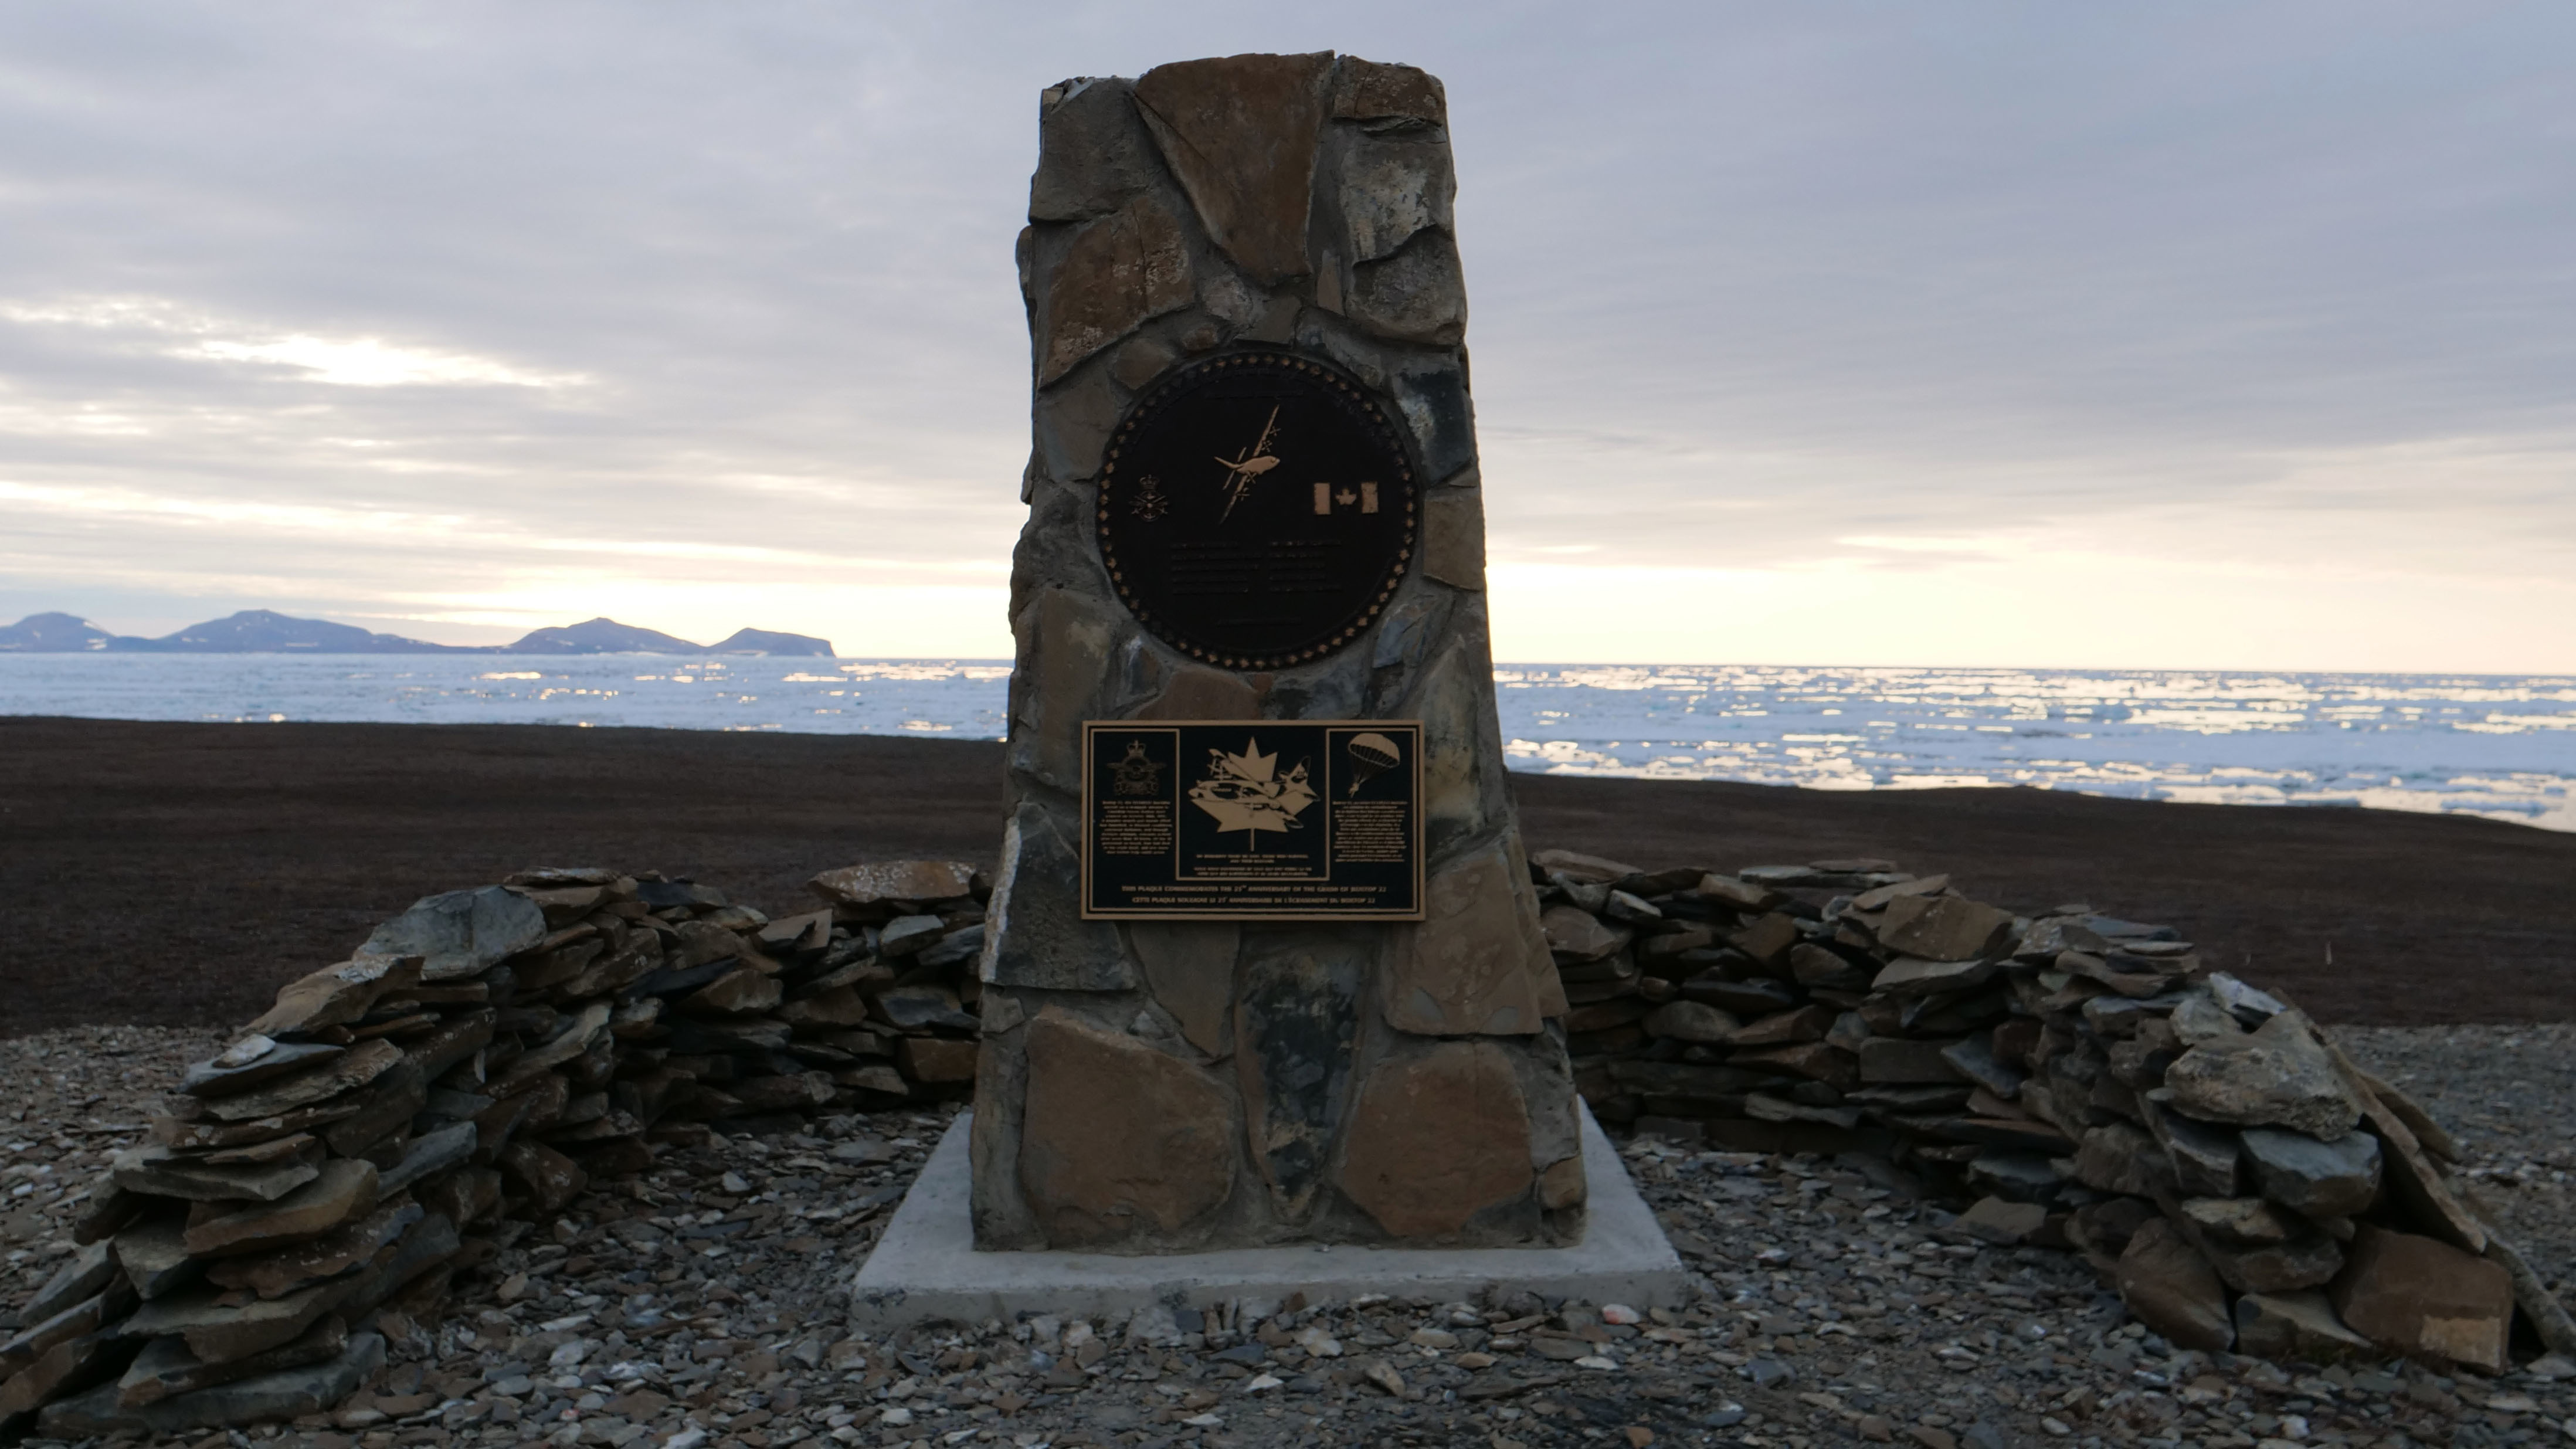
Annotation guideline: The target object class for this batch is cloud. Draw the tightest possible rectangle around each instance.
[1,296,587,388]
[0,3,2570,666]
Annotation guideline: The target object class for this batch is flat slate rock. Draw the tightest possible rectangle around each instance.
[357,885,547,982]
[42,1332,385,1434]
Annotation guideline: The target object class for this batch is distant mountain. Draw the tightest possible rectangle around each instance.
[706,627,836,657]
[0,610,834,656]
[0,612,117,651]
[505,617,703,654]
[104,609,468,653]
[503,617,833,656]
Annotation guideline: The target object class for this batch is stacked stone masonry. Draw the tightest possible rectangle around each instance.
[1532,847,2576,1376]
[8,852,2572,1434]
[0,861,993,1438]
[980,51,1586,1255]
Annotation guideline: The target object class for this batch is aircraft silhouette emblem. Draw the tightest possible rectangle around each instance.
[1213,405,1282,522]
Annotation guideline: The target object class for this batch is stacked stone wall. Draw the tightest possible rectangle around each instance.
[9,848,2574,1434]
[0,861,990,1437]
[1528,847,2576,1373]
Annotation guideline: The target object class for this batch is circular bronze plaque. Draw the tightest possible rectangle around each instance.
[1098,350,1418,670]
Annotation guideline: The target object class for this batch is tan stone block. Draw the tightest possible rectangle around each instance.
[2116,1219,2234,1352]
[247,956,421,1037]
[1128,922,1237,1055]
[729,1071,835,1113]
[2180,1195,2297,1246]
[2234,1289,2372,1365]
[197,1037,403,1124]
[1111,333,1178,391]
[182,1159,379,1258]
[1383,843,1543,1036]
[779,986,874,1030]
[1875,893,2015,963]
[1732,1041,1860,1091]
[2163,1010,2362,1141]
[1533,849,1640,883]
[114,1314,348,1408]
[1030,77,1156,223]
[1009,588,1124,791]
[490,1002,612,1093]
[1331,57,1447,126]
[1348,232,1466,345]
[2329,1224,2513,1372]
[181,1036,345,1099]
[1339,1041,1533,1238]
[1562,997,1647,1034]
[1037,194,1191,384]
[1537,1155,1586,1212]
[126,1275,353,1365]
[205,1199,422,1300]
[1034,341,1126,481]
[498,1141,587,1216]
[673,918,744,969]
[1,1289,118,1379]
[807,859,978,909]
[1338,132,1453,265]
[403,1007,495,1082]
[0,1326,127,1417]
[110,1143,319,1203]
[1727,1004,1837,1048]
[983,803,1136,991]
[1727,912,1801,968]
[686,966,782,1016]
[427,1165,503,1230]
[2072,1122,2168,1197]
[1420,490,1484,590]
[1643,1000,1739,1044]
[898,1037,980,1084]
[1131,52,1332,284]
[1017,1013,1234,1246]
[152,1098,361,1153]
[1132,664,1265,721]
[318,1057,426,1158]
[1499,836,1566,1022]
[1540,905,1628,963]
[114,1214,198,1298]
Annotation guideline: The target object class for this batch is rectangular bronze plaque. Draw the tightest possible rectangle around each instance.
[1081,719,1424,920]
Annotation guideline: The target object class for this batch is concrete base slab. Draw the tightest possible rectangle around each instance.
[847,1103,1685,1329]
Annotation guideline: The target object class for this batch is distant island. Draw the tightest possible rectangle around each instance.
[0,610,834,656]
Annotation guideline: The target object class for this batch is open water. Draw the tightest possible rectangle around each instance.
[4,655,2570,831]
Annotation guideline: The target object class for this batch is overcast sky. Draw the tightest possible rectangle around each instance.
[2,2,2571,669]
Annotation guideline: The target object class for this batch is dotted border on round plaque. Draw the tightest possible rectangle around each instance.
[1095,348,1421,672]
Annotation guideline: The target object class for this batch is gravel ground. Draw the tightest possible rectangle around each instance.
[7,1024,2576,1449]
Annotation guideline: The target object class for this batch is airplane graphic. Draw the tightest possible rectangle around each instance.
[1213,405,1282,522]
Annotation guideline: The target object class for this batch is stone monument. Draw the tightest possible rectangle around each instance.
[972,51,1586,1254]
